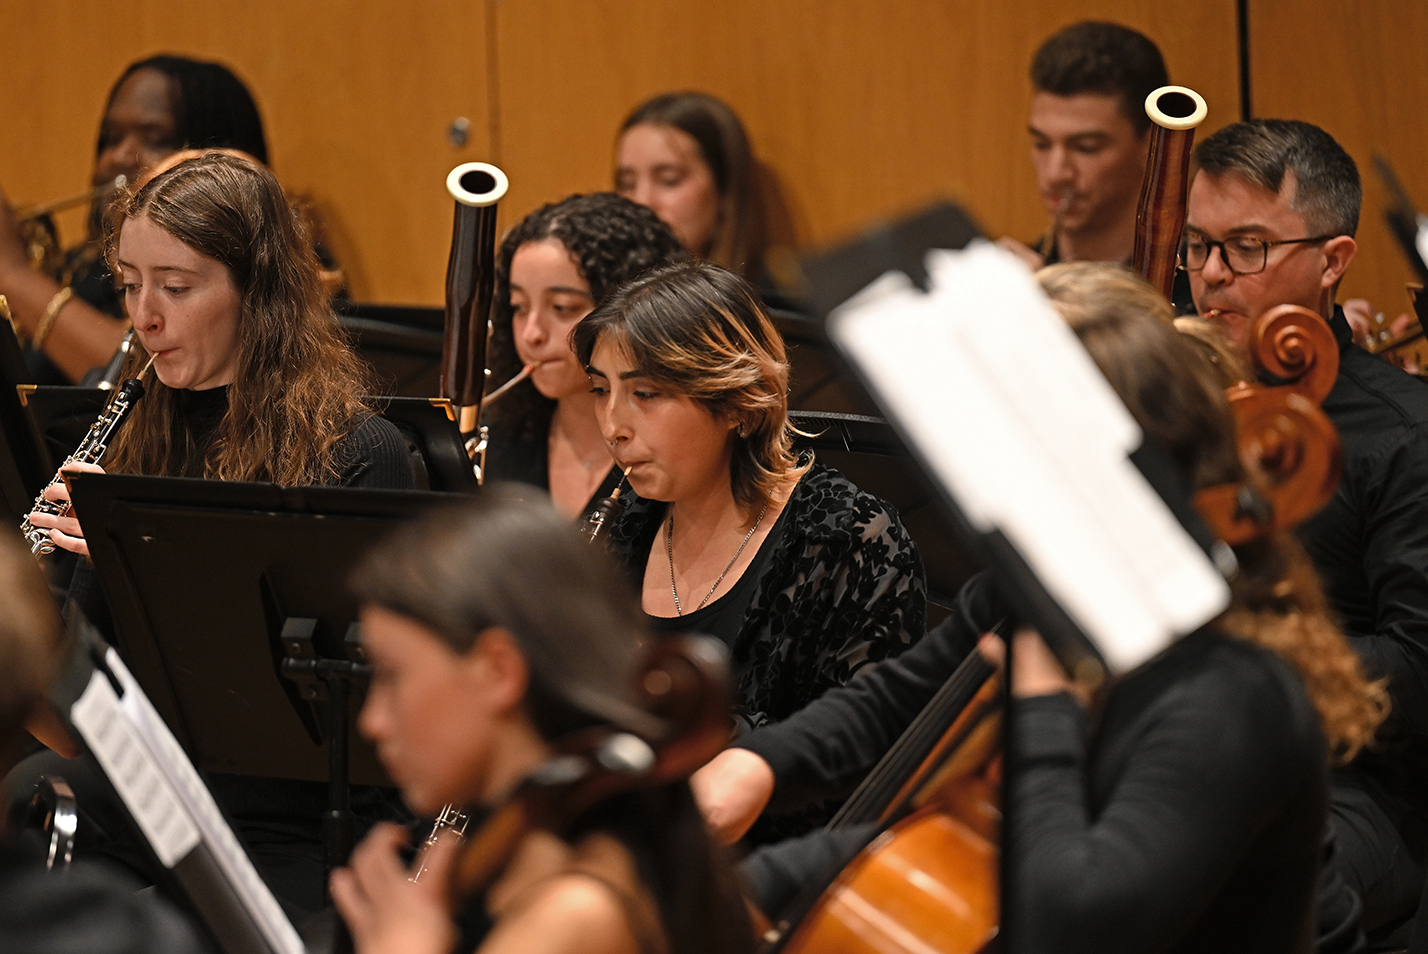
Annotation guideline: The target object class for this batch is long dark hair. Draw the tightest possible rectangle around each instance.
[102,152,370,486]
[351,490,753,954]
[100,55,268,164]
[486,193,684,442]
[619,91,764,278]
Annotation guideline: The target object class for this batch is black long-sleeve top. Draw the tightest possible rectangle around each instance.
[1007,630,1325,954]
[1300,310,1428,807]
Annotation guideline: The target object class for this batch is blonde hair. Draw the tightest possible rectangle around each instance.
[573,261,806,515]
[1041,262,1386,761]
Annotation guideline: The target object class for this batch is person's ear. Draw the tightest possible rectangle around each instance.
[461,627,529,715]
[1320,235,1357,289]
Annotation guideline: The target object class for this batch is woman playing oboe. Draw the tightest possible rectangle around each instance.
[573,261,925,843]
[483,193,683,518]
[17,151,414,917]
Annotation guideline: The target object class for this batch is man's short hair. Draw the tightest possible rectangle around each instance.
[1031,21,1169,136]
[1193,119,1361,237]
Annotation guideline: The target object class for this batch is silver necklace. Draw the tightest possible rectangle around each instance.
[666,502,769,616]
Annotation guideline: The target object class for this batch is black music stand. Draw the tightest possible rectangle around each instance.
[0,318,49,522]
[338,302,444,397]
[16,383,103,472]
[70,473,454,871]
[20,385,477,494]
[370,395,478,492]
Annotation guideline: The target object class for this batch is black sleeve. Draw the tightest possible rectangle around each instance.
[338,414,418,490]
[1340,428,1428,738]
[1006,662,1319,954]
[738,572,998,814]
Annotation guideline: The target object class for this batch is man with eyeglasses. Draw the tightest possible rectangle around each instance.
[1188,119,1428,943]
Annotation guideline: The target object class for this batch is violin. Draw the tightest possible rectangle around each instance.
[441,634,732,906]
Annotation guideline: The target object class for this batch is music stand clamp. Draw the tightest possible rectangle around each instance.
[277,617,370,876]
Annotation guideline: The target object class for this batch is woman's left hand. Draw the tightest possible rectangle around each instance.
[981,628,1091,706]
[330,823,458,954]
[25,461,105,558]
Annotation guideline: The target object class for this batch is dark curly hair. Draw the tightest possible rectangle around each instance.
[487,193,685,441]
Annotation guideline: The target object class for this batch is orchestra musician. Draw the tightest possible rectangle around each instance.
[694,263,1385,952]
[614,93,777,297]
[1187,119,1428,940]
[572,261,925,843]
[483,193,684,518]
[0,55,269,385]
[330,489,753,954]
[13,151,414,917]
[998,22,1168,271]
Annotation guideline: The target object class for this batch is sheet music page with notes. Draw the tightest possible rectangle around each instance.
[828,240,1229,673]
[70,649,305,954]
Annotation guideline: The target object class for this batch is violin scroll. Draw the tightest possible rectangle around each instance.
[1249,304,1339,402]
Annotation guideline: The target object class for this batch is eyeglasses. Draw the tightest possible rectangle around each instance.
[1180,233,1337,275]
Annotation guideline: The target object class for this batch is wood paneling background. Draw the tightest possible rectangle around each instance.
[1249,0,1428,320]
[6,1,1416,315]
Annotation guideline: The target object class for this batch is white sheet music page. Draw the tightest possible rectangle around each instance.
[827,240,1229,673]
[106,649,306,954]
[71,651,305,954]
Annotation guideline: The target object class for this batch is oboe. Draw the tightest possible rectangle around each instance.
[578,467,632,543]
[20,355,155,555]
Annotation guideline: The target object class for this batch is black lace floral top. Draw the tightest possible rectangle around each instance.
[607,461,926,732]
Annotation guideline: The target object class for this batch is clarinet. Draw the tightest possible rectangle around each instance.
[21,356,154,555]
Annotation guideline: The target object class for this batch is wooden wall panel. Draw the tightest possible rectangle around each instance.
[494,0,1241,267]
[0,0,491,303]
[1,1,1241,306]
[1250,0,1428,321]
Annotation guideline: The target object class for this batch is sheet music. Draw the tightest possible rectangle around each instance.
[71,650,305,954]
[828,240,1230,673]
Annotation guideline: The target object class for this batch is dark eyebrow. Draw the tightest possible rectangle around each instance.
[1184,223,1274,238]
[114,260,199,275]
[619,370,652,381]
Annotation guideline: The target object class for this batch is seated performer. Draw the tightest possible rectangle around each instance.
[1186,118,1428,941]
[0,528,206,953]
[483,193,684,518]
[999,22,1167,270]
[0,55,269,384]
[573,261,925,842]
[15,151,414,917]
[615,92,779,295]
[330,490,753,954]
[695,264,1384,953]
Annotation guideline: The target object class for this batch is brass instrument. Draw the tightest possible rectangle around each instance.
[16,176,127,275]
[1131,86,1208,300]
[20,353,154,555]
[441,162,508,483]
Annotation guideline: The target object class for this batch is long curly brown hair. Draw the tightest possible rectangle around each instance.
[486,193,685,443]
[1041,262,1387,762]
[101,152,370,486]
